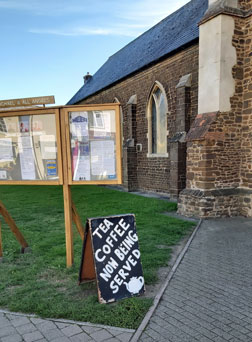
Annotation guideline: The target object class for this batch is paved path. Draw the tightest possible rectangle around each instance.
[138,217,252,342]
[0,312,134,342]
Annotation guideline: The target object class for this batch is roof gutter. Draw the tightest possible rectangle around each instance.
[73,37,199,105]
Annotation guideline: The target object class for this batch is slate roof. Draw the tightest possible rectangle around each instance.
[67,0,208,105]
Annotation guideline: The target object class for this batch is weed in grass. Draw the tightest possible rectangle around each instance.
[0,185,194,328]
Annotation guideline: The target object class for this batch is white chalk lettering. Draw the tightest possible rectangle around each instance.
[114,224,125,237]
[93,227,102,239]
[118,269,129,280]
[100,268,112,282]
[123,235,135,249]
[105,264,114,274]
[103,245,111,254]
[99,222,108,234]
[94,243,113,263]
[119,245,129,256]
[93,220,113,240]
[106,235,114,248]
[115,248,125,261]
[92,216,143,299]
[128,255,137,266]
[119,218,130,231]
[110,229,118,242]
[128,230,138,242]
[110,281,119,294]
[114,274,123,286]
[108,248,141,293]
[104,219,114,230]
[121,239,131,251]
[132,249,141,259]
[107,257,119,270]
[123,260,132,272]
[95,249,105,262]
[100,257,118,282]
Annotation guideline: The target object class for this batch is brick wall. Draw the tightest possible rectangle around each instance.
[78,44,199,194]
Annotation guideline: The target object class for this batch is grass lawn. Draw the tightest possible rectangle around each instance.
[0,185,195,329]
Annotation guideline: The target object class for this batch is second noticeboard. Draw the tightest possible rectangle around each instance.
[64,105,122,185]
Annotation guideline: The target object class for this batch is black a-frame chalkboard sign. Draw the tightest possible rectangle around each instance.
[79,214,145,303]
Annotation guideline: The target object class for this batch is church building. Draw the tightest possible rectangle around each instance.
[68,0,252,218]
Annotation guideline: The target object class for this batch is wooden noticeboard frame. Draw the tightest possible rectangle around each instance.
[0,103,122,267]
[63,104,122,185]
[0,108,63,185]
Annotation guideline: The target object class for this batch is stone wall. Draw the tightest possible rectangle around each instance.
[78,44,199,195]
[239,0,252,10]
[178,6,252,217]
[240,12,252,216]
[179,188,252,218]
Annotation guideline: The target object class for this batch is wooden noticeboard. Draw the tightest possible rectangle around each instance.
[79,214,145,303]
[0,103,122,266]
[63,105,122,185]
[0,108,62,185]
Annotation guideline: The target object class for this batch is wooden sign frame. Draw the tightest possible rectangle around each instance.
[0,96,55,109]
[0,103,122,267]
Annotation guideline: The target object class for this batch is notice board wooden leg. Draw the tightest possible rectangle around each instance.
[72,202,84,241]
[0,201,28,252]
[0,220,2,259]
[63,184,74,267]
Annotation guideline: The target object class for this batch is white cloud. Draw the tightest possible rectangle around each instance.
[30,27,110,37]
[0,0,114,16]
[116,0,190,26]
[6,0,190,38]
[0,0,189,20]
[29,22,148,37]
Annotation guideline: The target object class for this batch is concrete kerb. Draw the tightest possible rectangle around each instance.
[0,309,135,334]
[130,218,203,342]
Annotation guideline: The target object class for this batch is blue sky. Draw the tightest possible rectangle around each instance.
[0,0,189,105]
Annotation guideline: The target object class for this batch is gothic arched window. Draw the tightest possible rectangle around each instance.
[147,82,168,156]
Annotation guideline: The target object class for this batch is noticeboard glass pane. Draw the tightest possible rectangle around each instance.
[69,110,117,182]
[0,114,59,181]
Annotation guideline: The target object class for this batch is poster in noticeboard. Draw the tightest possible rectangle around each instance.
[69,110,118,182]
[0,114,59,182]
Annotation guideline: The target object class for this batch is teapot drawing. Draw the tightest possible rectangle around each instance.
[124,276,144,294]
